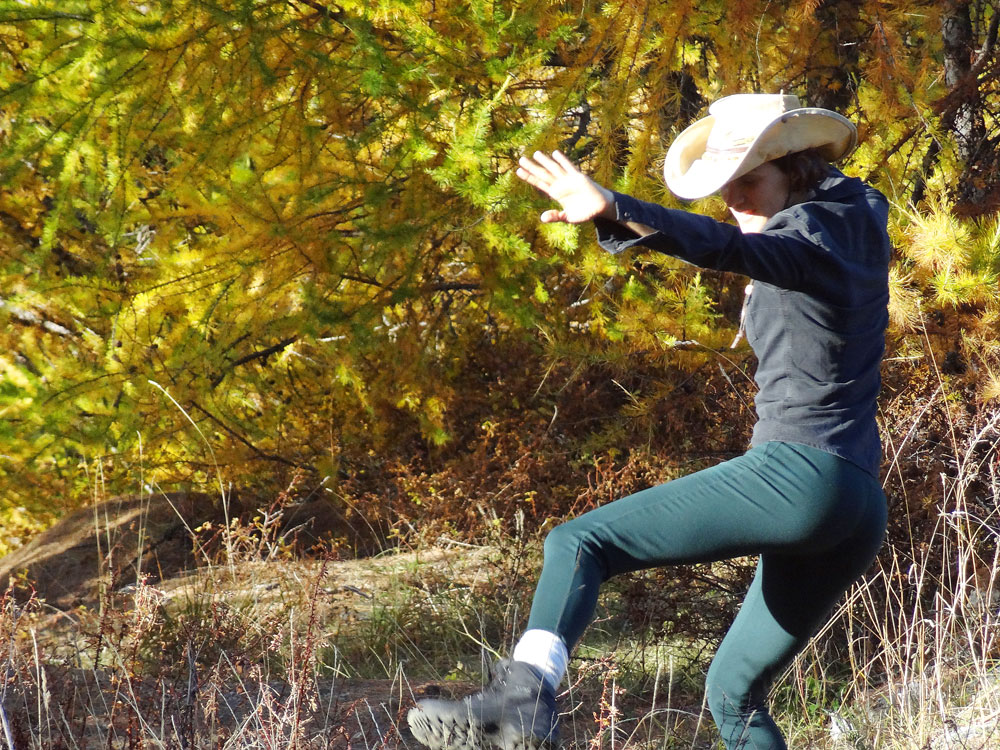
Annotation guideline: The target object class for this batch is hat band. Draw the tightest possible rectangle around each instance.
[702,142,751,163]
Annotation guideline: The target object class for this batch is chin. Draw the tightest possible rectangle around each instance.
[734,214,768,234]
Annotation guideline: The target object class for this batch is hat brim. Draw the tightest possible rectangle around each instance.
[664,108,858,200]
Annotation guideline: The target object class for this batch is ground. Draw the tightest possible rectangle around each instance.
[4,492,998,749]
[0,493,514,748]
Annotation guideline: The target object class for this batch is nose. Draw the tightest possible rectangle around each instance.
[720,181,742,208]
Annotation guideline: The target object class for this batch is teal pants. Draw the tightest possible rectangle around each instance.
[526,441,886,750]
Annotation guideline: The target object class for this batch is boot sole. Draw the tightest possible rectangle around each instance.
[407,706,555,750]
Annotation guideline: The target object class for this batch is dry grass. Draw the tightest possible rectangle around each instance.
[3,395,1000,749]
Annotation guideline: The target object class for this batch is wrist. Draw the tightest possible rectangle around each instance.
[597,186,617,220]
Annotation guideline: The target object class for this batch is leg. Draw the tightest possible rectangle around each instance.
[527,443,880,647]
[706,481,887,749]
[410,443,885,750]
[407,446,788,750]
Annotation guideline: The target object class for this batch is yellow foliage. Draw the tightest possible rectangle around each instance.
[887,267,923,332]
[0,0,997,527]
[903,203,974,275]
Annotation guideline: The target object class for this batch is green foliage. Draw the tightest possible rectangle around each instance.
[0,0,998,532]
[896,199,1000,309]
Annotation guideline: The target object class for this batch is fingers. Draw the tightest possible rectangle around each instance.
[515,149,587,225]
[516,149,576,185]
[516,154,555,189]
[515,164,545,190]
[551,149,579,174]
[531,150,566,177]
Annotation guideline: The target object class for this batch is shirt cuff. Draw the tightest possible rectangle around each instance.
[593,192,665,255]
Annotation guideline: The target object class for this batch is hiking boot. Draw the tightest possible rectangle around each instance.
[408,659,559,750]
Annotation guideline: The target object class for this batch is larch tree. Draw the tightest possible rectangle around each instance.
[0,0,996,537]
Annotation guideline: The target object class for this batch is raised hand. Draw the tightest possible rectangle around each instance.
[516,150,616,224]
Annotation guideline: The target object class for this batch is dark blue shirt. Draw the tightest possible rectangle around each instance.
[594,169,890,477]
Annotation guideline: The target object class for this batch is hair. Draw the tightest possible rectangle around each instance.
[770,148,830,192]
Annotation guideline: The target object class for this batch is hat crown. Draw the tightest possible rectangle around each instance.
[663,92,856,200]
[705,94,802,153]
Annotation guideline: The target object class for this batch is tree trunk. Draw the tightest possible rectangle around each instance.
[941,0,985,164]
[805,0,864,113]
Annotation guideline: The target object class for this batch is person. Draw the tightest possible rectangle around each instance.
[407,93,890,750]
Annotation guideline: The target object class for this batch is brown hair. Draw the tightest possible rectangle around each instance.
[770,148,830,192]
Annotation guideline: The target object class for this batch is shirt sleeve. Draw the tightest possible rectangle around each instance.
[594,191,844,293]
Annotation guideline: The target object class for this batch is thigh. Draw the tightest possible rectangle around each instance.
[528,442,886,651]
[560,442,874,579]
[707,482,886,716]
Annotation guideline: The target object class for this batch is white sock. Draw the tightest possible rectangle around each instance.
[512,629,568,692]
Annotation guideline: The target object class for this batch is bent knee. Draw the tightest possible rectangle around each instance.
[706,676,748,723]
[542,518,610,580]
[705,660,765,722]
[543,518,588,558]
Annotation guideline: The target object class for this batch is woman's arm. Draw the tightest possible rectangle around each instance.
[516,151,883,297]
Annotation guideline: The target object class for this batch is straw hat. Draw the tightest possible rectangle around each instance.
[663,93,857,200]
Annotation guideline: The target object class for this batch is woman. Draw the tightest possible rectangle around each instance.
[408,93,890,750]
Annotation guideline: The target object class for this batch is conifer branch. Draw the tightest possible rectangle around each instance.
[189,402,304,468]
[291,0,344,22]
[340,273,481,295]
[341,273,383,288]
[973,10,1000,69]
[0,211,39,248]
[212,336,299,388]
[0,11,94,23]
[426,282,481,293]
[0,299,77,338]
[2,207,96,275]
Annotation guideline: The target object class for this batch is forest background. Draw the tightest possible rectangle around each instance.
[1,0,1000,747]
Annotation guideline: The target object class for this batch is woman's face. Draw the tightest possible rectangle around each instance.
[719,161,791,234]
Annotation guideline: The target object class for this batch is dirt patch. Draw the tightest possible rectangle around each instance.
[1,541,508,749]
[0,495,543,748]
[0,492,235,608]
[0,492,378,609]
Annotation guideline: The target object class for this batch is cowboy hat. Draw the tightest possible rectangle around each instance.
[663,93,858,200]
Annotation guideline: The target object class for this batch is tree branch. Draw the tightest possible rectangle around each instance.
[0,298,77,338]
[0,11,94,23]
[189,402,305,468]
[426,282,481,292]
[211,336,298,388]
[973,7,1000,68]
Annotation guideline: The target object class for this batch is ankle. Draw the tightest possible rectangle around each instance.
[511,630,568,693]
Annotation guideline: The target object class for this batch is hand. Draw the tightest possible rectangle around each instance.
[516,150,616,224]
